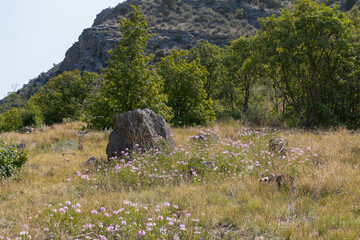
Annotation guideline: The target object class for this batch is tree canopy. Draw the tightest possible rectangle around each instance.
[87,5,172,129]
[2,0,360,131]
[257,0,357,127]
[157,50,215,126]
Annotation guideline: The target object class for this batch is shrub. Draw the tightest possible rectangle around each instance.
[0,141,27,178]
[236,8,244,18]
[0,108,25,132]
[30,70,98,125]
[22,102,44,128]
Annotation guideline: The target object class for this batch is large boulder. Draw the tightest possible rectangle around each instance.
[106,109,174,159]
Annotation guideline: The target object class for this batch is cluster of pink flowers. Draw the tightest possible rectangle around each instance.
[2,127,319,239]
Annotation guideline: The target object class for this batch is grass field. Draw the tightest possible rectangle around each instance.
[0,121,359,239]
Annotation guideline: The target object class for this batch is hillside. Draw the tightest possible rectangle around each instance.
[1,0,357,113]
[0,0,284,112]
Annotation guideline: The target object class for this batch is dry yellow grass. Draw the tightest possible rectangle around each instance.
[0,122,359,239]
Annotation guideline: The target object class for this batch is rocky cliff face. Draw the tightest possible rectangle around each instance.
[59,0,280,73]
[1,0,282,110]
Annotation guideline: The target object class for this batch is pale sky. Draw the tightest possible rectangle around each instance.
[0,0,124,99]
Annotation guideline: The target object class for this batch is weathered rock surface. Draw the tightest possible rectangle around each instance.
[106,109,174,159]
[269,137,288,154]
[80,156,98,166]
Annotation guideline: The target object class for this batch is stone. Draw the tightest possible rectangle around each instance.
[106,109,174,159]
[74,131,89,136]
[20,126,35,134]
[269,137,288,154]
[258,173,294,189]
[80,156,97,166]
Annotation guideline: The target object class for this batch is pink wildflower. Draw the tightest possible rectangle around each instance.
[138,230,146,237]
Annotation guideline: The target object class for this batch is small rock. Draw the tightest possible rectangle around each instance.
[258,173,294,189]
[64,158,70,162]
[80,157,97,166]
[20,126,35,134]
[269,137,288,154]
[74,131,89,136]
[62,152,77,156]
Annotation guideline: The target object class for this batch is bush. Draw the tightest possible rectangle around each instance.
[22,102,44,128]
[0,141,27,178]
[0,108,25,132]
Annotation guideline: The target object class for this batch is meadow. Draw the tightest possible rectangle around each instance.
[0,121,359,239]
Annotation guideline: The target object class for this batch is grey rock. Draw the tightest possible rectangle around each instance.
[74,131,89,136]
[258,173,294,189]
[80,156,97,166]
[20,126,35,134]
[269,137,288,154]
[106,109,174,159]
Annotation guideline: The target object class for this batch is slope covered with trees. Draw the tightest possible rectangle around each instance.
[1,0,360,131]
[0,0,285,112]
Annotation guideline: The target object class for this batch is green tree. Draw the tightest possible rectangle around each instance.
[0,92,23,114]
[257,0,357,127]
[0,108,24,132]
[188,41,225,100]
[90,5,171,129]
[157,50,215,126]
[21,101,44,128]
[31,70,98,125]
[224,37,261,114]
[85,88,116,129]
